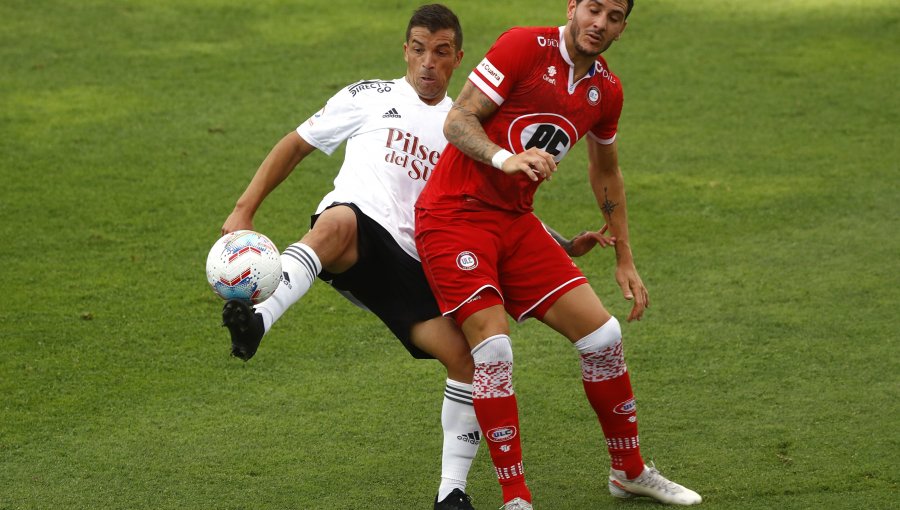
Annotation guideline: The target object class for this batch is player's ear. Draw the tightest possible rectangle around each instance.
[455,50,464,68]
[403,42,410,63]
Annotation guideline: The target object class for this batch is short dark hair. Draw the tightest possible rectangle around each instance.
[406,4,463,50]
[577,0,634,19]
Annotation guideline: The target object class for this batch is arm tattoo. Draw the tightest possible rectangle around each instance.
[543,223,573,253]
[601,186,618,218]
[444,89,501,165]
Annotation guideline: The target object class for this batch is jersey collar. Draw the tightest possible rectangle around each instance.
[558,25,598,95]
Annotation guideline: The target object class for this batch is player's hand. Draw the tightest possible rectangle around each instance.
[567,224,616,257]
[221,210,254,235]
[501,147,557,182]
[615,264,649,322]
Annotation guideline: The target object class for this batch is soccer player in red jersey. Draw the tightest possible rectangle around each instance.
[415,1,702,508]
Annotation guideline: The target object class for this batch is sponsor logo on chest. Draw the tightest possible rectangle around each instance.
[384,127,441,181]
[543,65,557,85]
[507,113,579,163]
[348,80,393,96]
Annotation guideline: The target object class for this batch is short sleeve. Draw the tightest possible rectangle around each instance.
[296,84,367,155]
[589,79,623,145]
[467,28,533,106]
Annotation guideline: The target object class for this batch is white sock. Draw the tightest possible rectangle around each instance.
[437,379,479,501]
[255,242,321,332]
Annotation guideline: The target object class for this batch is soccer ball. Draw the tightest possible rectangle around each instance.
[205,230,282,304]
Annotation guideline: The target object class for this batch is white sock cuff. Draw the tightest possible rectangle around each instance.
[471,334,513,364]
[282,242,322,278]
[444,378,474,406]
[574,316,622,354]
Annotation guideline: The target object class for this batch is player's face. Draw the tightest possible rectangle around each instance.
[566,0,628,58]
[404,27,463,105]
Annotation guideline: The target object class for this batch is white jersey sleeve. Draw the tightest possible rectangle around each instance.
[297,83,370,155]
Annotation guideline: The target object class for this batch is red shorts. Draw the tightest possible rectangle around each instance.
[415,207,587,325]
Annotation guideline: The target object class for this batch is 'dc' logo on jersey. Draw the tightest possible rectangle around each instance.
[507,113,579,163]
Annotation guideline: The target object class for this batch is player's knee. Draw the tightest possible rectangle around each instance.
[458,292,507,338]
[573,316,622,354]
[442,349,474,383]
[304,208,358,271]
[471,334,513,364]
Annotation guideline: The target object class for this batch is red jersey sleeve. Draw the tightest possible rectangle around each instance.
[589,66,624,145]
[468,28,533,106]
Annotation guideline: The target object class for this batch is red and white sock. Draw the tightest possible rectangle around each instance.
[471,335,531,504]
[574,317,645,479]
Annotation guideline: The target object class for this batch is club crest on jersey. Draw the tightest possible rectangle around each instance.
[587,86,601,105]
[487,426,517,443]
[456,251,478,270]
[613,398,636,415]
[508,113,579,163]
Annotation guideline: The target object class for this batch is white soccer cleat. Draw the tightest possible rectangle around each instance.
[608,464,702,505]
[500,497,533,509]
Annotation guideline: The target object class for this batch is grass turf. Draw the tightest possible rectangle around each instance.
[1,0,897,508]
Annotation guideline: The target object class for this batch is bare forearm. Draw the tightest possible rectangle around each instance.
[234,132,310,215]
[444,104,503,165]
[543,223,574,253]
[590,167,633,264]
[442,81,504,165]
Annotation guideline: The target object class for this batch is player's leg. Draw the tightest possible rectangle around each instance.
[409,317,479,510]
[256,204,357,329]
[226,204,358,360]
[540,285,644,474]
[457,301,532,507]
[417,207,532,507]
[321,210,480,509]
[540,285,701,505]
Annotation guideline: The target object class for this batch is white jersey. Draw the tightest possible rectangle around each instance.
[297,77,452,260]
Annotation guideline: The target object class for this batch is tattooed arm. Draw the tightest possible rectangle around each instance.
[587,136,649,321]
[544,223,615,257]
[444,81,557,182]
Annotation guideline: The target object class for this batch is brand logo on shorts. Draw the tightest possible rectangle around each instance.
[487,426,517,443]
[613,398,636,415]
[456,251,478,270]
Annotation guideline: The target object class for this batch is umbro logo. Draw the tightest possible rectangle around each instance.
[457,431,481,445]
[383,108,401,118]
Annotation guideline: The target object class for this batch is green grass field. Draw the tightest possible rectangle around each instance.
[2,0,898,508]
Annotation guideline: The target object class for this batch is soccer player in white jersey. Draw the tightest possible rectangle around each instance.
[216,5,611,509]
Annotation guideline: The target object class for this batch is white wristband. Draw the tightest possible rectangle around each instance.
[491,149,514,170]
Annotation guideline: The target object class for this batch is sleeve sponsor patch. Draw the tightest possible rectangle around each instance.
[476,57,505,88]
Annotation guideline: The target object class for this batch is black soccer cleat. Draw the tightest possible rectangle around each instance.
[434,488,475,510]
[222,299,265,361]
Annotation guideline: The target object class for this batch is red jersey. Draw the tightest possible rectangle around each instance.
[417,26,624,214]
